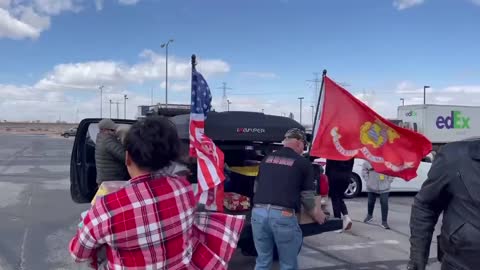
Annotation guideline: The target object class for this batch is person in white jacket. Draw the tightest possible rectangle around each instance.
[361,161,394,229]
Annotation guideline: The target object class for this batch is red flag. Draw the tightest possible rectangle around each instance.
[311,76,432,180]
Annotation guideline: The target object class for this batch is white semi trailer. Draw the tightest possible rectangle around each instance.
[396,104,480,151]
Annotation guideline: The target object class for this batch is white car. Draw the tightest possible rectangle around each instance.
[314,158,433,198]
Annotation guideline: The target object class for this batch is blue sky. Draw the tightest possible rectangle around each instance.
[1,0,480,122]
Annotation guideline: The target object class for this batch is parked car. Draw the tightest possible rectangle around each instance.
[314,158,432,198]
[61,127,77,138]
[69,112,342,258]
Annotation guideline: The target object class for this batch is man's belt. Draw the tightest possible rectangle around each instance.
[254,203,295,214]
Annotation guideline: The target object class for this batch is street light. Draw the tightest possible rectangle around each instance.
[161,39,174,107]
[400,98,405,106]
[124,94,128,119]
[423,85,430,105]
[109,99,112,118]
[99,85,104,118]
[298,97,304,124]
[227,99,232,111]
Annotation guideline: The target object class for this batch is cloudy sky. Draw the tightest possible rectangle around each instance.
[1,0,480,123]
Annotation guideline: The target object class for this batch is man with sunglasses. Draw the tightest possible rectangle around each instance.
[252,128,327,270]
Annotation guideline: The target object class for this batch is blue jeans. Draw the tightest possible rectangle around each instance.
[251,206,303,270]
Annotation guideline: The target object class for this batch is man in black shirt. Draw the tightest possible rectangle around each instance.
[252,128,326,270]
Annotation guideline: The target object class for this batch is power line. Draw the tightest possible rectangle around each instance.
[307,72,321,104]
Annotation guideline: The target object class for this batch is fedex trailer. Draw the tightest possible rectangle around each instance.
[397,104,480,151]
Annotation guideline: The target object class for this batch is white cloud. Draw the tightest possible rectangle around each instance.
[0,0,139,40]
[470,0,480,6]
[94,0,103,10]
[395,81,433,94]
[0,7,46,39]
[35,50,229,92]
[240,72,278,79]
[0,50,230,122]
[95,0,140,11]
[393,0,424,10]
[33,0,80,15]
[442,85,480,93]
[160,81,190,92]
[118,0,140,5]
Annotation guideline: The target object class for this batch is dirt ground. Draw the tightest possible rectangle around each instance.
[0,122,77,136]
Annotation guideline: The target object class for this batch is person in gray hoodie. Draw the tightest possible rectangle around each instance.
[362,161,394,229]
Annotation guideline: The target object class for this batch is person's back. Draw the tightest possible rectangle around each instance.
[254,147,312,211]
[325,159,354,179]
[408,140,480,270]
[252,128,325,270]
[95,119,129,183]
[72,173,195,269]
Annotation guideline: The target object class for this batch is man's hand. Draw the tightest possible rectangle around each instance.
[310,207,328,224]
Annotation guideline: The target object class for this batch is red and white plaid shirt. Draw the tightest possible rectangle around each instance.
[69,173,245,270]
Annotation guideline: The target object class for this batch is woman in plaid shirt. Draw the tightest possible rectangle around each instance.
[70,116,244,270]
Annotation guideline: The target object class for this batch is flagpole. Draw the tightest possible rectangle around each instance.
[308,69,327,156]
[191,54,197,71]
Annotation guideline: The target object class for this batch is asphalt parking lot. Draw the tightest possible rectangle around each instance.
[0,134,442,270]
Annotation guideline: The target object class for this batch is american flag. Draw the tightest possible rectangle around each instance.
[189,67,225,212]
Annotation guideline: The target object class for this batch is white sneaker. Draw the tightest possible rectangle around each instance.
[343,215,353,231]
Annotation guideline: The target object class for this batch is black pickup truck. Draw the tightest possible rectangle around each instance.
[69,111,342,257]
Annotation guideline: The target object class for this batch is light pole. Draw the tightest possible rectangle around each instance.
[227,99,232,111]
[124,94,128,119]
[109,99,112,118]
[161,39,174,107]
[99,85,104,118]
[423,86,430,105]
[400,98,405,106]
[298,97,304,124]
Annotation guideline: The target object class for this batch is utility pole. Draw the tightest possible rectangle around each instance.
[124,94,128,119]
[298,97,304,124]
[400,98,405,106]
[217,82,232,111]
[99,85,104,118]
[109,100,112,118]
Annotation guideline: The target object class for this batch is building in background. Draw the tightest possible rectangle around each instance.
[137,103,191,118]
